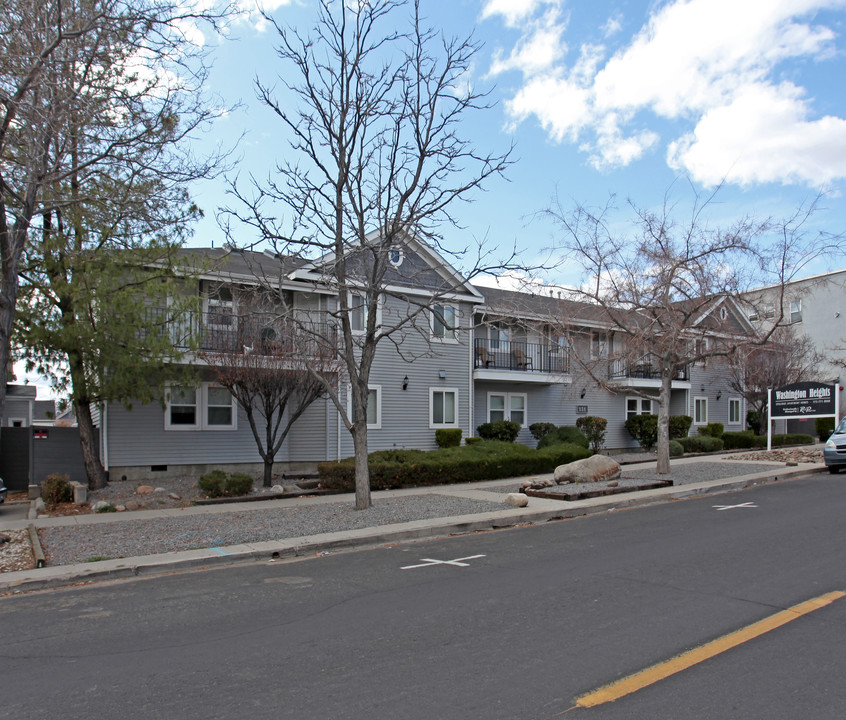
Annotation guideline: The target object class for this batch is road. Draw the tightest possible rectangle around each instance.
[3,473,846,719]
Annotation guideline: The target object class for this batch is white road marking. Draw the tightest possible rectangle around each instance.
[400,554,486,570]
[713,502,758,511]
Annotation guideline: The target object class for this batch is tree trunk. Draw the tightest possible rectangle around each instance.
[76,399,108,490]
[655,365,673,475]
[352,422,372,510]
[263,459,273,487]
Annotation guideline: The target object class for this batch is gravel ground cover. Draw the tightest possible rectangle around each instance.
[37,495,504,566]
[0,529,36,572]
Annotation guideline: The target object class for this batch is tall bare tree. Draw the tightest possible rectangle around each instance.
[544,184,831,474]
[0,0,229,432]
[224,0,513,509]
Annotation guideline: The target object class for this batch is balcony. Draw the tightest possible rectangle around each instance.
[609,355,689,385]
[474,338,570,383]
[145,308,336,356]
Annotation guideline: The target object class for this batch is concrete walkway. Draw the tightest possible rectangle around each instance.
[0,456,825,594]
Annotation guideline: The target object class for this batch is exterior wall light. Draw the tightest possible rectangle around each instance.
[402,376,409,391]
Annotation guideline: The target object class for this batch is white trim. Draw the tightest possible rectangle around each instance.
[625,396,653,420]
[348,291,383,335]
[693,396,708,425]
[430,387,459,428]
[7,417,26,427]
[347,384,382,429]
[204,384,238,431]
[164,383,237,431]
[431,303,458,343]
[165,385,200,430]
[486,391,527,427]
[728,397,742,425]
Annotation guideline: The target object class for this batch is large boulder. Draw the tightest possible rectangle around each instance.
[554,455,621,484]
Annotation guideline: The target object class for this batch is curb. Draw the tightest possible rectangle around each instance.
[0,464,825,594]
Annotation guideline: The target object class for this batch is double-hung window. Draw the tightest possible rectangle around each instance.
[166,384,237,431]
[432,304,457,341]
[206,285,234,330]
[591,332,609,359]
[488,392,527,426]
[349,385,381,429]
[625,397,653,420]
[728,398,741,425]
[694,397,708,425]
[430,388,458,428]
[490,324,508,350]
[790,299,802,324]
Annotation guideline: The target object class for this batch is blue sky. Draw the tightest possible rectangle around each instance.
[185,0,846,289]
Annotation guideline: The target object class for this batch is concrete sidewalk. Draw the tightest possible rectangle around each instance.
[0,456,826,594]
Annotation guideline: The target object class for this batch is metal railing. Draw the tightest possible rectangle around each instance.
[609,355,689,381]
[474,338,570,374]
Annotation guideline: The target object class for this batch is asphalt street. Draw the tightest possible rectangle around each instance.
[3,473,846,719]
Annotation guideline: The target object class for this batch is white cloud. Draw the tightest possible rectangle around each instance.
[489,0,846,187]
[481,0,561,28]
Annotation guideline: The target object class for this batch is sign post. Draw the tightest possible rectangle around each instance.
[768,381,838,450]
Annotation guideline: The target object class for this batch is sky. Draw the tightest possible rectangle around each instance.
[183,0,846,288]
[15,0,846,393]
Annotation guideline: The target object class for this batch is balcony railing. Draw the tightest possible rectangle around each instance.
[144,308,336,355]
[474,338,569,374]
[609,355,689,381]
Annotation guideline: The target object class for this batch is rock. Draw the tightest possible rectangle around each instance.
[168,492,181,500]
[124,500,139,511]
[0,533,10,545]
[554,455,622,484]
[91,500,112,512]
[607,480,619,487]
[153,487,166,493]
[135,485,154,495]
[506,493,529,507]
[270,484,286,493]
[115,505,126,512]
[524,477,554,490]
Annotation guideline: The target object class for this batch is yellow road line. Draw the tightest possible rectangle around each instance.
[576,590,846,709]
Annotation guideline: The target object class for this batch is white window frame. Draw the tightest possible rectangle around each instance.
[388,248,404,267]
[204,384,238,431]
[430,387,459,429]
[431,303,458,342]
[348,291,382,335]
[487,391,527,427]
[165,385,200,430]
[165,384,237,431]
[790,299,802,324]
[204,284,235,331]
[7,417,26,427]
[347,384,381,429]
[490,324,508,350]
[694,396,708,425]
[625,396,653,420]
[591,331,609,359]
[728,397,742,425]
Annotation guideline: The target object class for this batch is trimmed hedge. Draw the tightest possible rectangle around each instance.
[575,416,607,453]
[536,425,589,450]
[697,422,724,438]
[477,420,521,442]
[669,439,684,457]
[198,470,254,498]
[317,440,593,491]
[625,414,658,450]
[678,435,724,453]
[722,430,758,449]
[669,415,693,439]
[435,428,462,448]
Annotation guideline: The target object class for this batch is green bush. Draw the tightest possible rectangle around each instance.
[477,420,522,442]
[697,422,724,438]
[435,428,463,448]
[465,437,482,445]
[536,425,589,450]
[625,414,658,450]
[575,416,607,453]
[317,440,592,491]
[41,474,73,505]
[768,433,814,447]
[669,440,684,457]
[816,417,836,440]
[669,415,693,439]
[722,430,759,449]
[678,435,724,453]
[528,422,557,441]
[747,409,762,434]
[198,470,254,498]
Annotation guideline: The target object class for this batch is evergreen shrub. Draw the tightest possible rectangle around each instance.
[536,425,589,450]
[477,420,521,442]
[435,429,463,448]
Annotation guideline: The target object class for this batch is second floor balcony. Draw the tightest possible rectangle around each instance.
[474,338,570,376]
[609,355,690,383]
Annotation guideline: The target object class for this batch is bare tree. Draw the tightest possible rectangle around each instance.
[727,325,824,433]
[223,0,514,509]
[0,0,230,431]
[544,185,802,474]
[200,293,342,487]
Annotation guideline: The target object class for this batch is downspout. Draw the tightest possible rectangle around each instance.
[101,401,109,472]
[337,376,342,461]
[468,314,474,441]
